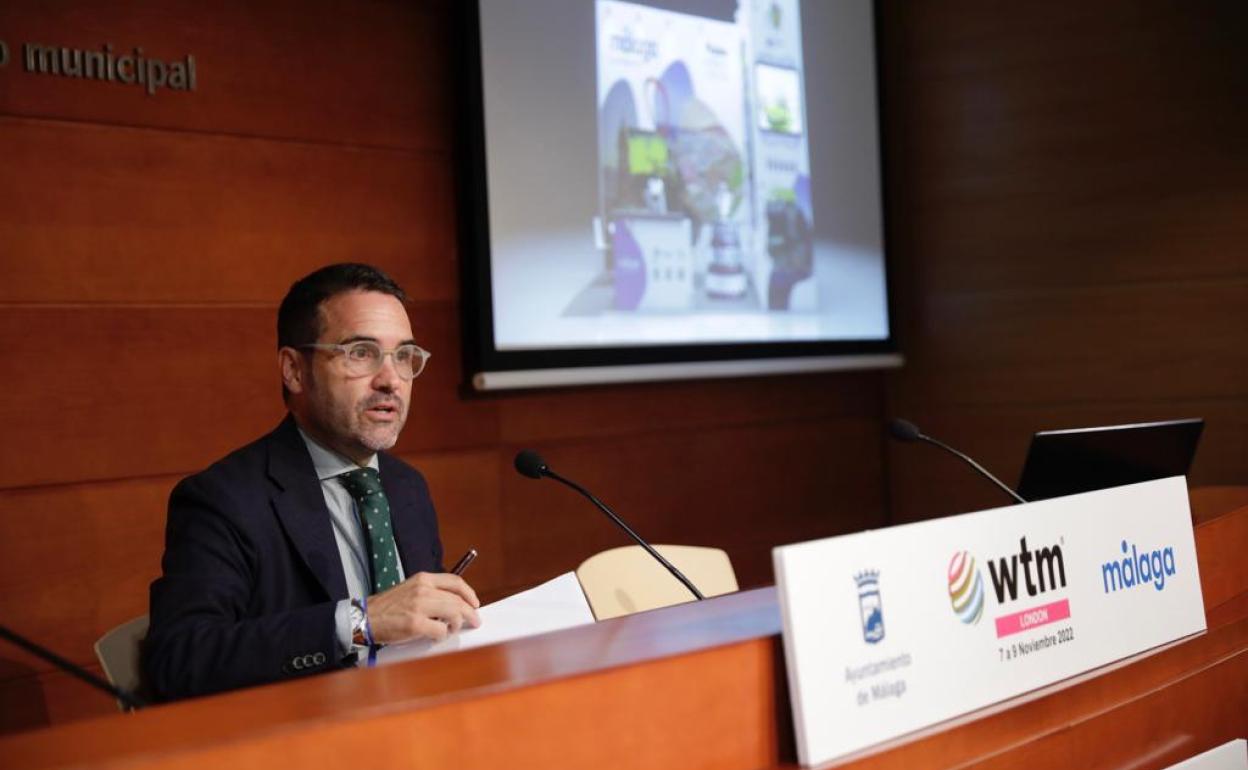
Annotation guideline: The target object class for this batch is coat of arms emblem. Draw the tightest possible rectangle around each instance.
[855,570,885,644]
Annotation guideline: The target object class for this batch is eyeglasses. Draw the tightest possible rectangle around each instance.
[298,341,431,381]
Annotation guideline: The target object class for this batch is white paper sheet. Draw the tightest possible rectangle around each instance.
[375,572,595,664]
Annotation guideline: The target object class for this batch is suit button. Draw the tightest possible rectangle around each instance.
[292,657,304,670]
[313,652,326,666]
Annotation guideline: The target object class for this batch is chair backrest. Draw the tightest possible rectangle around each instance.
[576,545,739,621]
[94,615,150,711]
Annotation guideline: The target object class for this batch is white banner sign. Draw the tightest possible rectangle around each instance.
[773,477,1206,767]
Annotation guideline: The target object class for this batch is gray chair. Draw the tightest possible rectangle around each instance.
[576,545,739,621]
[93,614,150,711]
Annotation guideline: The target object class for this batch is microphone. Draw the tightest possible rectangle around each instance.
[514,449,547,480]
[513,450,705,601]
[887,418,1028,505]
[0,624,147,710]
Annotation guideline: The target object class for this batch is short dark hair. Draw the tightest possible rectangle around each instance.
[277,263,408,350]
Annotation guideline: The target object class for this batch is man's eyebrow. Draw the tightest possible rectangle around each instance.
[336,335,419,346]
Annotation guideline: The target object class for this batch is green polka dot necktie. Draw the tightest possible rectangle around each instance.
[337,468,401,593]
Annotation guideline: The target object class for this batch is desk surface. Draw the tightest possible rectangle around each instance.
[2,504,1245,770]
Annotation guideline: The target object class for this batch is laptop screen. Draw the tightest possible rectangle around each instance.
[1016,419,1204,502]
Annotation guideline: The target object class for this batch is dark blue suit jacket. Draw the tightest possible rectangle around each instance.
[144,416,444,700]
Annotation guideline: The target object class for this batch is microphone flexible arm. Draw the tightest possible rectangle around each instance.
[916,433,1028,505]
[0,624,146,710]
[542,468,705,601]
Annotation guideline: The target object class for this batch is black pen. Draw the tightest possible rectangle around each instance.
[451,548,477,576]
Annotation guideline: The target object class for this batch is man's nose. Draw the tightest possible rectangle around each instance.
[372,353,403,390]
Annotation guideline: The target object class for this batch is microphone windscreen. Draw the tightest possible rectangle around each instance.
[514,449,548,479]
[887,418,923,442]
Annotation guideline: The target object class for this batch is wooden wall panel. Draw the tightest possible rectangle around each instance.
[894,281,1248,408]
[0,306,282,488]
[498,371,884,444]
[16,0,1246,741]
[880,0,1248,522]
[397,449,508,601]
[0,117,457,304]
[0,449,508,704]
[914,193,1248,296]
[0,665,117,733]
[0,0,886,736]
[0,303,497,489]
[887,399,1248,523]
[499,418,885,592]
[0,477,167,676]
[0,1,454,151]
[494,373,887,592]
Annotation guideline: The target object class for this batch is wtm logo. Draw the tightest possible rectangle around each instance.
[1102,540,1177,593]
[947,551,984,625]
[949,538,1072,638]
[855,570,885,644]
[986,537,1067,602]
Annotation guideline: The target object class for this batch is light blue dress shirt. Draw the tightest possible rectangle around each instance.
[297,428,405,663]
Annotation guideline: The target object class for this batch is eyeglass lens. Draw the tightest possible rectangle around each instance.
[342,342,427,380]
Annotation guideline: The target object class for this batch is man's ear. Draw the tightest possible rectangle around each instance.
[279,347,306,395]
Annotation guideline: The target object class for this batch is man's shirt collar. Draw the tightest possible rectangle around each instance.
[296,426,379,481]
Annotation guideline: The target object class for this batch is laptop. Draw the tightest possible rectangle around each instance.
[1016,418,1204,502]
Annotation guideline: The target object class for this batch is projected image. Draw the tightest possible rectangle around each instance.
[755,63,804,135]
[478,0,890,356]
[587,0,813,316]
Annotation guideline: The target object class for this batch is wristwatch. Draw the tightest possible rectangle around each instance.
[350,598,370,647]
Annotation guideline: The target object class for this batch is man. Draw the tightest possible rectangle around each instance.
[144,263,480,701]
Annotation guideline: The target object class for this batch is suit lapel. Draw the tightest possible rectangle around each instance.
[266,417,349,600]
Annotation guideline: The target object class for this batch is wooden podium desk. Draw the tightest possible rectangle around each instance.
[2,504,1245,770]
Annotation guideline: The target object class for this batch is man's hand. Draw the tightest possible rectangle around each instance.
[366,572,481,644]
